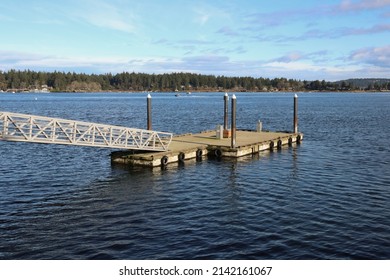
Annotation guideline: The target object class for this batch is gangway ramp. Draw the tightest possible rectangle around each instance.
[0,111,172,151]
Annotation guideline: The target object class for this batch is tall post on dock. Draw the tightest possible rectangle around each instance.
[147,94,152,130]
[231,94,236,148]
[224,92,229,130]
[293,94,298,133]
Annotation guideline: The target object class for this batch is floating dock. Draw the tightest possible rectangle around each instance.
[111,130,303,167]
[1,94,303,167]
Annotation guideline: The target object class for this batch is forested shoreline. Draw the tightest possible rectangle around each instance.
[1,69,390,92]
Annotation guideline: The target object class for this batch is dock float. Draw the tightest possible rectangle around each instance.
[111,130,303,167]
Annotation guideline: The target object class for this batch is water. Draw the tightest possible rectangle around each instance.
[1,92,389,259]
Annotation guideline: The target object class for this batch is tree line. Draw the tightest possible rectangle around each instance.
[1,69,389,92]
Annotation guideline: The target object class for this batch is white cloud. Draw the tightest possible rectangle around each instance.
[274,52,303,63]
[338,0,390,12]
[2,46,390,81]
[0,50,127,72]
[193,8,210,25]
[349,45,390,68]
[192,3,231,26]
[70,0,136,33]
[264,61,324,73]
[217,26,239,37]
[262,60,366,81]
[248,0,390,28]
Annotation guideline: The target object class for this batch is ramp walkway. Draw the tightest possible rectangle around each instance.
[0,111,172,151]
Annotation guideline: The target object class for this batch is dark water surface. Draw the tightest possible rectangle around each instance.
[1,92,389,259]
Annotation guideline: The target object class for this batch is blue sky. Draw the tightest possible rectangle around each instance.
[0,0,389,81]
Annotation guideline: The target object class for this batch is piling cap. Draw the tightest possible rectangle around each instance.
[232,94,236,99]
[294,94,298,98]
[147,93,151,98]
[224,92,228,96]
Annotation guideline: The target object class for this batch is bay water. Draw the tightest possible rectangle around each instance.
[0,92,389,259]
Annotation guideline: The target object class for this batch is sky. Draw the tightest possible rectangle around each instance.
[0,0,389,81]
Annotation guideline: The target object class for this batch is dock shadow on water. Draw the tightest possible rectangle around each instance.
[1,92,390,259]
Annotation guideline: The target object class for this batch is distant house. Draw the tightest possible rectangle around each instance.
[41,85,49,92]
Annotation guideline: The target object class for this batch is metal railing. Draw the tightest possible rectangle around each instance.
[0,111,172,151]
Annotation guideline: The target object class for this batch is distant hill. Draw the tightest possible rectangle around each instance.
[337,78,390,90]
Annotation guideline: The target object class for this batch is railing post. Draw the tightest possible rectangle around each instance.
[2,113,7,137]
[231,94,236,148]
[293,94,298,133]
[224,92,229,130]
[147,94,152,130]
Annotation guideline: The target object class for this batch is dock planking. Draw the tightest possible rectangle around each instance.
[111,130,303,167]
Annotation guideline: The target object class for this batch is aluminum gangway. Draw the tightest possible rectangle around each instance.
[0,111,172,151]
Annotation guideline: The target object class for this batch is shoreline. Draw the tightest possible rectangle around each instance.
[109,89,387,93]
[2,89,389,94]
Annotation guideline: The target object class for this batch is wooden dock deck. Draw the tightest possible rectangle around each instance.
[111,130,303,167]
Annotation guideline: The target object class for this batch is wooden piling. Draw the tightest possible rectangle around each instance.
[147,94,152,130]
[294,94,298,133]
[231,94,236,148]
[224,92,229,130]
